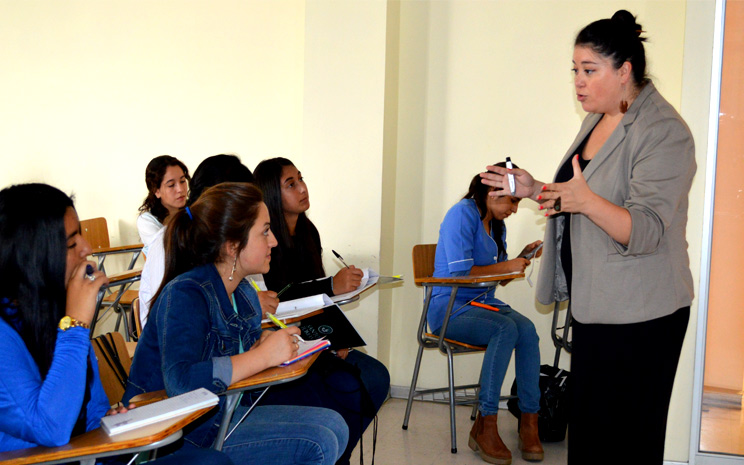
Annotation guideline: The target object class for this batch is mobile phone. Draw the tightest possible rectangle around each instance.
[522,243,543,260]
[505,157,516,195]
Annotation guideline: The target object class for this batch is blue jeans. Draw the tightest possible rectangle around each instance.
[435,304,541,416]
[256,350,390,465]
[220,405,348,465]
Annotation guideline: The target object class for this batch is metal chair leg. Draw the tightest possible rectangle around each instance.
[446,344,457,453]
[402,343,426,430]
[471,386,480,420]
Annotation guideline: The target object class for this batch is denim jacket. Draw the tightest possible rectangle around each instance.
[123,263,263,447]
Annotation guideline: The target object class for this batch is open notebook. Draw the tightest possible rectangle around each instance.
[280,338,331,366]
[101,388,218,436]
[262,268,384,324]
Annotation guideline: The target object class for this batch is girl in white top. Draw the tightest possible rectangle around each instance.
[137,155,190,253]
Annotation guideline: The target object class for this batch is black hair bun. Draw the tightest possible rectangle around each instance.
[611,10,643,37]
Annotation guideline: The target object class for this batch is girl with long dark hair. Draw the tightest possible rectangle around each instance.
[254,158,390,465]
[0,183,231,465]
[137,155,190,251]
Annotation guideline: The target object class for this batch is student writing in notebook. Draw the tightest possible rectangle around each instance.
[254,157,390,465]
[0,183,232,465]
[137,155,190,254]
[431,167,544,464]
[123,183,348,465]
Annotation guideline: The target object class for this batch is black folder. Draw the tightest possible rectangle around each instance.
[298,304,366,350]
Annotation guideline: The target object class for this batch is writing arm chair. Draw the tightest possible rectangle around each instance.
[402,244,524,454]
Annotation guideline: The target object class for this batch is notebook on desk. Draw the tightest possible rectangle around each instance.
[298,304,366,350]
[101,388,218,436]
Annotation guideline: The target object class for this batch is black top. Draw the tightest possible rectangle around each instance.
[555,138,592,296]
[263,219,334,300]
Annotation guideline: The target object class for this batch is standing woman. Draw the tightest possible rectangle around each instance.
[254,157,390,465]
[137,155,190,252]
[432,168,543,464]
[0,183,232,465]
[481,11,695,465]
[124,183,348,464]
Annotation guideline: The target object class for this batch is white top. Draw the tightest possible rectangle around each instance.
[137,212,164,255]
[139,227,267,328]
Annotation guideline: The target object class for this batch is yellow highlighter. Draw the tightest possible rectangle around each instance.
[267,312,288,329]
[267,312,305,342]
[249,279,262,292]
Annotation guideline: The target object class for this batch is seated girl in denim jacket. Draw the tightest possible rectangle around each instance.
[124,182,348,465]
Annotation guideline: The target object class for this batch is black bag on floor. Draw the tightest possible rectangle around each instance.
[507,364,570,442]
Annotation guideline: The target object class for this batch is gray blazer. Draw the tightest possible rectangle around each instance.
[536,82,696,324]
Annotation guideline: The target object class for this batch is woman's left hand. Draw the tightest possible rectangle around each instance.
[106,403,135,416]
[519,240,543,259]
[538,155,596,216]
[334,348,350,360]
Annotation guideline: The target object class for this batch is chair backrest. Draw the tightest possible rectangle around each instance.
[81,217,110,250]
[412,244,437,282]
[92,332,132,406]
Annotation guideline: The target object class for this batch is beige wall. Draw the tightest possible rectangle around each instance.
[0,0,719,462]
[0,0,306,245]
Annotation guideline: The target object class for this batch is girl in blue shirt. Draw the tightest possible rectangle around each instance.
[0,183,231,465]
[431,166,543,464]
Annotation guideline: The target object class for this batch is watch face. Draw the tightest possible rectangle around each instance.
[59,316,72,330]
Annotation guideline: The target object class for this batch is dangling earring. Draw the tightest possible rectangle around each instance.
[228,256,237,281]
[619,99,629,114]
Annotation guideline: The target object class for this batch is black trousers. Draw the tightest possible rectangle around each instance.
[568,306,689,465]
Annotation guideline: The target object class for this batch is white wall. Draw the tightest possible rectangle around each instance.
[0,0,719,462]
[0,0,305,245]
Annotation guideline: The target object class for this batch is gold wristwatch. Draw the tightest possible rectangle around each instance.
[58,316,90,331]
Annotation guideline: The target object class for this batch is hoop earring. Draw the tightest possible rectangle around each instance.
[228,256,237,281]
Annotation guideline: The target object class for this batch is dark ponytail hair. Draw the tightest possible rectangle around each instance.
[0,184,73,378]
[253,157,325,281]
[153,182,263,304]
[463,161,518,220]
[138,155,191,222]
[575,10,648,86]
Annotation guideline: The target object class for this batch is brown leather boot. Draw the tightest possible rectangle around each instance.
[519,413,544,461]
[468,412,512,464]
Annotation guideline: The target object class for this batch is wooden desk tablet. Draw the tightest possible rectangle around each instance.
[0,406,214,465]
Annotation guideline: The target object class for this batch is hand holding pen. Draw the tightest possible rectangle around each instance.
[250,279,278,315]
[331,250,363,294]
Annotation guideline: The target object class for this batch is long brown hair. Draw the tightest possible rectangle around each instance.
[152,182,263,305]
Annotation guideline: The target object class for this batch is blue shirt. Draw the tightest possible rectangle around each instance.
[428,199,508,332]
[0,317,109,451]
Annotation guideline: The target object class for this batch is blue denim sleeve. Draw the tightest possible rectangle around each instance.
[157,281,229,396]
[212,356,233,387]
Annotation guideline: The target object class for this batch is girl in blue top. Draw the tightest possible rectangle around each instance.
[0,183,231,465]
[431,166,543,464]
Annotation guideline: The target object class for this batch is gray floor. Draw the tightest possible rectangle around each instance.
[350,398,568,465]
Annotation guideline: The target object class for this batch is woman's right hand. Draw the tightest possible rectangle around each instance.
[65,260,108,326]
[255,327,302,368]
[481,164,544,201]
[333,266,363,294]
